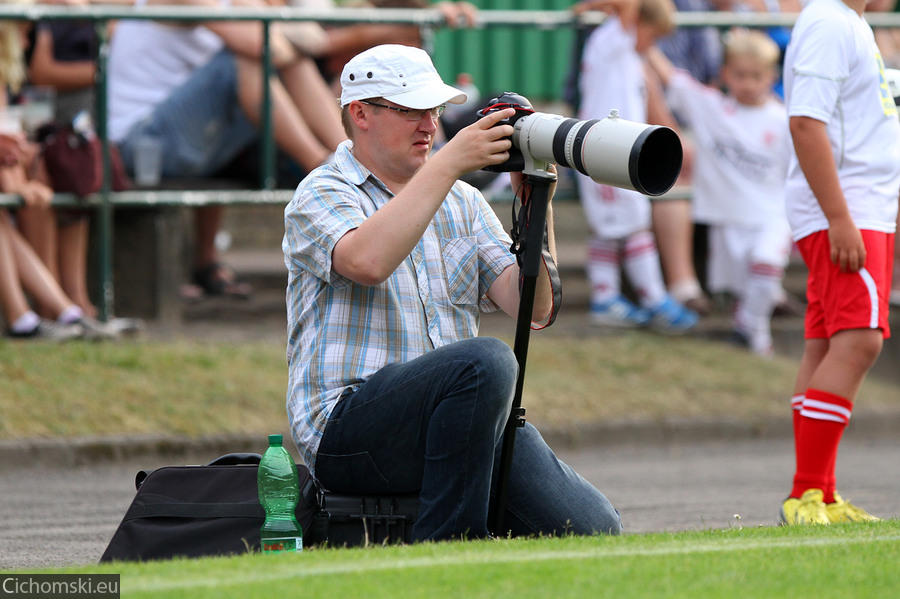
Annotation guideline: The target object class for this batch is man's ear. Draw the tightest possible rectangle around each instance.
[348,101,371,131]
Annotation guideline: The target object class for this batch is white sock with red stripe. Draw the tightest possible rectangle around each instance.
[735,262,783,355]
[622,230,667,308]
[587,236,622,305]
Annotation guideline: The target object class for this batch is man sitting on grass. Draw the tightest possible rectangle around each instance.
[283,44,623,541]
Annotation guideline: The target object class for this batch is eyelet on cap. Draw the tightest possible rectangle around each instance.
[349,73,355,81]
[367,72,373,78]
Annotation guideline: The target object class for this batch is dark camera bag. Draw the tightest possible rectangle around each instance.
[99,453,420,562]
[308,488,419,548]
[99,453,316,562]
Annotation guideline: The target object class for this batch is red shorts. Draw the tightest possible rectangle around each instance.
[797,229,894,340]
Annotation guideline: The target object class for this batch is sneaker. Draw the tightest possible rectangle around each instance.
[683,294,712,315]
[590,295,651,328]
[646,295,698,334]
[107,317,145,337]
[77,317,120,340]
[730,327,773,357]
[6,318,83,342]
[780,488,830,525]
[825,492,881,523]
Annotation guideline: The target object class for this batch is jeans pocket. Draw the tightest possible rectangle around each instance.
[315,450,392,495]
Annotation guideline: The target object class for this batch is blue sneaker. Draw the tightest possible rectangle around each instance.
[647,295,698,334]
[590,295,651,328]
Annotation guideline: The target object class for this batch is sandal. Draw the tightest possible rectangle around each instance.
[192,262,253,299]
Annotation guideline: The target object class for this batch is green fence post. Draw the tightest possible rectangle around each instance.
[261,19,276,190]
[94,20,114,321]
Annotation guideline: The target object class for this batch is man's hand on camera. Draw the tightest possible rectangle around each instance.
[439,107,515,178]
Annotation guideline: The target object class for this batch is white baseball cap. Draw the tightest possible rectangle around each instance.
[339,44,468,109]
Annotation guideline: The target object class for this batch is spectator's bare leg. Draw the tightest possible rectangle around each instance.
[57,217,96,318]
[0,212,33,326]
[194,205,222,271]
[15,203,59,279]
[7,215,72,318]
[234,56,331,172]
[278,57,346,152]
[651,198,708,312]
[190,205,252,298]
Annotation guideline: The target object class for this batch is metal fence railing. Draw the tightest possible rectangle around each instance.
[3,5,900,318]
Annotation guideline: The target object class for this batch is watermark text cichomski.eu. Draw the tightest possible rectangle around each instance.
[1,574,119,599]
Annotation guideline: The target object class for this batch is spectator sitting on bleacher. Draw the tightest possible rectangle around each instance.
[0,11,124,341]
[281,0,477,91]
[0,204,125,340]
[20,19,103,318]
[107,0,348,299]
[655,0,723,86]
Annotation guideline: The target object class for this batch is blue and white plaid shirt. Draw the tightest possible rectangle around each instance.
[282,141,516,471]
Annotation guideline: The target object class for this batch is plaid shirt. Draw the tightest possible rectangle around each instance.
[282,141,515,471]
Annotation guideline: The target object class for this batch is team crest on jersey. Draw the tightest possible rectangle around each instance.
[876,52,898,117]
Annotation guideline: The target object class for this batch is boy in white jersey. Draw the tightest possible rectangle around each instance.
[648,30,793,356]
[780,0,900,525]
[575,0,699,332]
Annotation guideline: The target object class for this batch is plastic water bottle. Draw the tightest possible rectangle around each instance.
[258,434,302,553]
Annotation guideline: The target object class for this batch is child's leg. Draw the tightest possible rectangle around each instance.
[621,229,667,308]
[789,230,891,505]
[586,235,622,305]
[734,261,783,355]
[793,329,882,502]
[651,198,708,311]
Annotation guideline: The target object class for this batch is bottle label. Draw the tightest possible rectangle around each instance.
[262,536,303,553]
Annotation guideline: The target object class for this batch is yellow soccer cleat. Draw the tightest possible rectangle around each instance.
[780,488,830,525]
[825,492,881,523]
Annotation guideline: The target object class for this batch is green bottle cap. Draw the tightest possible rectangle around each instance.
[268,434,283,445]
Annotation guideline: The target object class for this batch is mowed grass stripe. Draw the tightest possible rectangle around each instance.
[123,526,900,594]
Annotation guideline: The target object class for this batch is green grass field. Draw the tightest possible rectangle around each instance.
[2,332,899,441]
[27,522,900,598]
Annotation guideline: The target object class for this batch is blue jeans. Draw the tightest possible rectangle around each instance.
[118,50,258,178]
[315,337,623,541]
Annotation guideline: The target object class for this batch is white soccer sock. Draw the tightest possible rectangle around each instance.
[622,230,667,308]
[735,262,783,354]
[586,236,621,304]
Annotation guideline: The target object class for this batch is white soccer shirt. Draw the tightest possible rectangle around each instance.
[666,70,791,227]
[575,17,652,239]
[783,0,900,241]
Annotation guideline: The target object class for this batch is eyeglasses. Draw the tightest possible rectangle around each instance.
[361,100,446,121]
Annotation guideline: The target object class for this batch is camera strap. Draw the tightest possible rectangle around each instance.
[509,178,561,330]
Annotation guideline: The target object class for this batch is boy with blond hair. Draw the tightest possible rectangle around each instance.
[576,0,699,332]
[648,29,793,356]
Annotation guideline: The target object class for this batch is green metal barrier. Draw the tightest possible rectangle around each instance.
[432,0,576,101]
